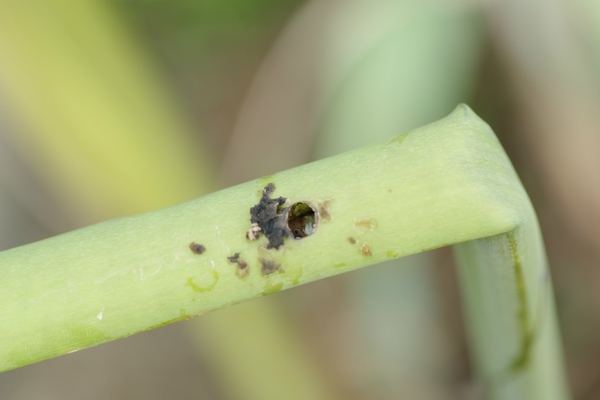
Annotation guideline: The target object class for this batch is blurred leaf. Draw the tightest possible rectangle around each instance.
[0,0,213,225]
[315,1,484,156]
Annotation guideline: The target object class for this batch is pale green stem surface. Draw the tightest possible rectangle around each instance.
[0,105,568,399]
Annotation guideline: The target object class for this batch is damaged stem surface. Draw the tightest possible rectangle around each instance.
[0,105,568,400]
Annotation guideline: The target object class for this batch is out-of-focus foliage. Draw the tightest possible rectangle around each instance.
[114,0,304,156]
[0,1,216,225]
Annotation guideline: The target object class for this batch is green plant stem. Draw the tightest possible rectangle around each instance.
[0,105,569,399]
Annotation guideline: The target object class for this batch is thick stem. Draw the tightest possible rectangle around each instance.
[0,105,569,399]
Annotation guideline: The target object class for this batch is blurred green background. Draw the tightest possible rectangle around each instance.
[1,0,600,399]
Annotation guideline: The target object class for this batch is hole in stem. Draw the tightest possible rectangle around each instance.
[286,202,317,239]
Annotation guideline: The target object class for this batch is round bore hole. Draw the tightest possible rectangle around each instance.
[286,202,317,239]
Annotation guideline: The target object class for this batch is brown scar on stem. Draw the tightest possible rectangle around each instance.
[360,242,372,256]
[260,258,283,276]
[317,200,332,221]
[355,218,377,231]
[228,252,249,279]
[348,237,357,244]
[189,242,206,254]
[236,260,249,278]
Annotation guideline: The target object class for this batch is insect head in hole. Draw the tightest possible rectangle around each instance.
[288,214,315,238]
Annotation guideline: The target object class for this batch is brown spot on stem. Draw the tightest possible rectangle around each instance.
[348,237,357,244]
[236,260,249,276]
[189,242,206,254]
[355,218,377,231]
[360,242,372,257]
[228,252,249,279]
[317,200,332,221]
[260,258,282,276]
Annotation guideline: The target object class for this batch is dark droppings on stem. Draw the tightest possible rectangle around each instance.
[227,253,241,263]
[348,237,357,244]
[189,242,206,254]
[260,258,282,276]
[248,184,289,249]
[248,183,320,247]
